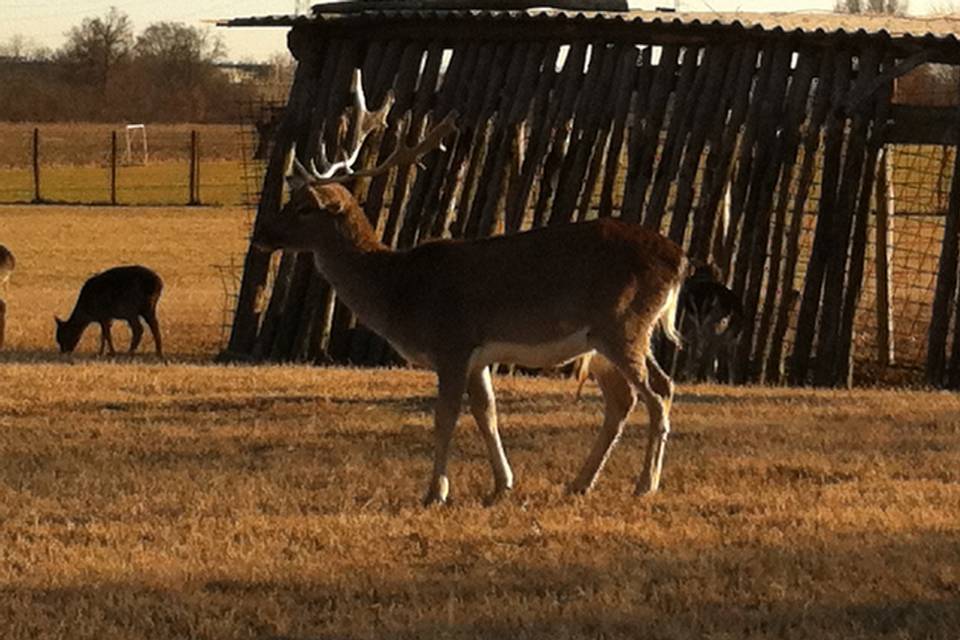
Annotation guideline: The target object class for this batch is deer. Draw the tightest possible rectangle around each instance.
[55,265,164,358]
[678,263,743,382]
[0,244,12,350]
[0,244,14,290]
[251,69,687,506]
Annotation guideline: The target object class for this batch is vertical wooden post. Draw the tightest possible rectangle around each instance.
[188,130,200,206]
[32,127,41,203]
[875,146,895,366]
[926,145,960,386]
[110,131,118,206]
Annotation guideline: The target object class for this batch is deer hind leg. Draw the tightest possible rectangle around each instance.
[467,366,513,502]
[424,364,468,506]
[569,353,636,495]
[595,331,672,496]
[127,317,144,354]
[143,308,163,357]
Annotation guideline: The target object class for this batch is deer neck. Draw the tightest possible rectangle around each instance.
[309,205,395,330]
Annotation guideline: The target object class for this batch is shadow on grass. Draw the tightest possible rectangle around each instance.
[3,534,958,640]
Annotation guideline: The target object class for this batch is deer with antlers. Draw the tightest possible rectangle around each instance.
[252,70,687,505]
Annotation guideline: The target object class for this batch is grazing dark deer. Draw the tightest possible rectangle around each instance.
[678,264,743,382]
[251,69,687,505]
[55,265,164,357]
[0,244,14,290]
[0,244,14,350]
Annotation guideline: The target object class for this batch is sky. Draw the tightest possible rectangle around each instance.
[0,0,949,62]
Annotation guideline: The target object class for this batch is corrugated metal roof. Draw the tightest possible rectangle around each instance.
[219,8,960,46]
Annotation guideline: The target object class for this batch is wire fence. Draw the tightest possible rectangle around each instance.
[0,123,250,206]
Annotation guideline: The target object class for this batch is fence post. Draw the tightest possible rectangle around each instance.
[32,127,41,203]
[875,146,895,366]
[189,130,200,206]
[110,131,118,206]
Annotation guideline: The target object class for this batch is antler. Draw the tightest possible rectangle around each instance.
[291,68,458,186]
[311,68,395,179]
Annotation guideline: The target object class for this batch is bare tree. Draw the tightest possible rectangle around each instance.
[0,35,51,61]
[59,7,133,90]
[834,0,907,13]
[135,22,225,85]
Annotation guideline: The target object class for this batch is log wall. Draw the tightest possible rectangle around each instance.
[226,14,960,387]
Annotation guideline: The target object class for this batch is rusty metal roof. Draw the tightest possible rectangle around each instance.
[219,8,960,46]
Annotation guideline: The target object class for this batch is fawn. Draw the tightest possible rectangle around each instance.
[56,265,164,357]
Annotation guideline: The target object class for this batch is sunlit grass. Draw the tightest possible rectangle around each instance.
[0,205,958,639]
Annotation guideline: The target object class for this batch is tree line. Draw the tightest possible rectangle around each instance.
[0,7,293,123]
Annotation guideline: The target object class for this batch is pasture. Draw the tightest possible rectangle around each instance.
[0,204,958,638]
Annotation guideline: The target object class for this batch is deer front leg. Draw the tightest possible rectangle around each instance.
[467,366,513,503]
[98,320,115,356]
[424,366,467,506]
[127,318,144,354]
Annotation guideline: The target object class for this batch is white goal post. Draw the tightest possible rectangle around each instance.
[124,124,149,165]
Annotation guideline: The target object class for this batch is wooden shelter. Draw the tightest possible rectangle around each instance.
[222,5,960,387]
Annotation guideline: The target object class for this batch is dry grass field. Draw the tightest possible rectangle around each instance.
[0,205,959,639]
[0,204,249,358]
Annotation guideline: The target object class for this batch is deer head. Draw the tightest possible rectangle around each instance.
[252,68,457,254]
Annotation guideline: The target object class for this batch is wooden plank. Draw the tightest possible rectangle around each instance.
[724,42,779,285]
[813,46,881,387]
[382,44,442,248]
[836,54,893,386]
[474,42,546,236]
[549,41,623,225]
[597,45,641,218]
[731,41,798,382]
[751,49,819,382]
[227,48,325,358]
[874,147,896,366]
[572,43,628,222]
[927,146,960,386]
[621,44,680,223]
[431,42,500,237]
[788,50,853,386]
[666,44,731,245]
[528,42,590,228]
[687,43,755,262]
[463,41,537,237]
[448,42,517,238]
[502,42,572,231]
[363,42,426,233]
[644,43,703,231]
[413,41,480,240]
[766,49,838,383]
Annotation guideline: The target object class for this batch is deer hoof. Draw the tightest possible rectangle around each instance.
[422,476,450,506]
[483,487,512,507]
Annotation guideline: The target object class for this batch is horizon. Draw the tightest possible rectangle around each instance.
[0,0,952,63]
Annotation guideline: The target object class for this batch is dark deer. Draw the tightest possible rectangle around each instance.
[678,264,743,382]
[55,265,164,357]
[0,244,12,350]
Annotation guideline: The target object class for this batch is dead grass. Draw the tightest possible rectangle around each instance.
[1,365,959,639]
[0,204,249,359]
[0,205,958,639]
